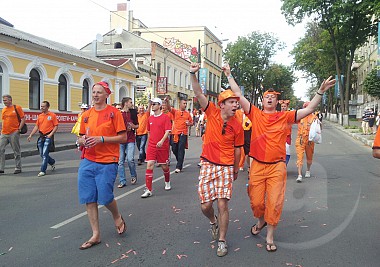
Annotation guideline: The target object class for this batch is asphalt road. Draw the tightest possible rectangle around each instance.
[1,124,380,267]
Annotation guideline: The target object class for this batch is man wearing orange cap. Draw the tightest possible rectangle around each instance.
[295,101,321,182]
[224,63,335,252]
[190,63,244,257]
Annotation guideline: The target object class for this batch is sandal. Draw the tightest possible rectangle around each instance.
[250,222,267,235]
[117,183,126,188]
[131,177,137,185]
[266,242,277,252]
[116,215,126,235]
[79,240,101,250]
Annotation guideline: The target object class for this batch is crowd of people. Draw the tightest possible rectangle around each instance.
[1,65,338,257]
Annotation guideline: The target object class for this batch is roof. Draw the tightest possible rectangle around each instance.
[0,17,13,27]
[0,24,111,66]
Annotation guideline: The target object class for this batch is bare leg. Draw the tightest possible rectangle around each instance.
[266,224,277,251]
[105,199,125,234]
[201,201,216,223]
[217,199,229,241]
[82,202,101,247]
[297,164,302,176]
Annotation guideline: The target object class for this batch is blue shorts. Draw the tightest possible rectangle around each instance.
[78,158,118,205]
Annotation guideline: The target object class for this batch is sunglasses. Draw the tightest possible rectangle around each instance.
[222,122,227,135]
[152,102,160,106]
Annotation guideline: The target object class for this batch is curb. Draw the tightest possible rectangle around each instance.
[5,144,77,160]
[326,121,374,147]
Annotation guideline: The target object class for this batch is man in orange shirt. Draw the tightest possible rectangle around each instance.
[0,94,26,174]
[167,98,193,173]
[190,63,244,257]
[224,63,335,252]
[136,102,151,165]
[27,101,58,177]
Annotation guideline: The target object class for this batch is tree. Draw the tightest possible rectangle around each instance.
[364,69,380,98]
[223,31,285,105]
[262,64,296,100]
[281,0,378,125]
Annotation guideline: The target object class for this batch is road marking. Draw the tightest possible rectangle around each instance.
[50,164,191,229]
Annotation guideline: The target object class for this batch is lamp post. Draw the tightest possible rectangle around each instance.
[197,38,229,64]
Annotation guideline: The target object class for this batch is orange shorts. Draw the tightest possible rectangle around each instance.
[198,161,234,203]
[295,136,315,167]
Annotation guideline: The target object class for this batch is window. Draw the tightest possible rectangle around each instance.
[185,74,189,90]
[0,65,3,103]
[82,79,90,105]
[179,72,183,88]
[167,66,170,83]
[114,42,122,49]
[210,48,213,61]
[173,69,177,86]
[209,72,212,91]
[157,62,161,77]
[29,69,40,110]
[58,74,67,111]
[214,51,217,64]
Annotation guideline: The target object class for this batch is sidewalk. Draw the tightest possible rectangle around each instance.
[4,119,375,160]
[4,132,77,160]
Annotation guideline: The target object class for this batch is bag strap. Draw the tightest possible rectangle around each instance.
[13,105,21,123]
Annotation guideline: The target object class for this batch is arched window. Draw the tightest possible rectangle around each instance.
[114,42,122,49]
[58,74,67,111]
[29,69,40,109]
[0,65,3,104]
[82,79,89,105]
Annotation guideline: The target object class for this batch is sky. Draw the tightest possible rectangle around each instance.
[1,0,310,99]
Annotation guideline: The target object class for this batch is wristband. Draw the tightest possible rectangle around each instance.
[227,74,233,79]
[100,136,104,143]
[189,71,196,75]
[316,91,324,96]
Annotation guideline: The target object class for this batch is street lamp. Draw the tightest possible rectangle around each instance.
[198,39,229,64]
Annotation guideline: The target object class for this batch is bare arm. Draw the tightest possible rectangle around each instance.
[222,64,250,113]
[157,130,171,148]
[189,63,208,110]
[297,76,336,120]
[27,125,39,142]
[233,147,241,181]
[373,149,380,159]
[47,125,58,138]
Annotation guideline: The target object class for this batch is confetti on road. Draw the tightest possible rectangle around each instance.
[8,247,13,252]
[286,263,293,266]
[176,254,188,260]
[300,226,309,228]
[322,224,327,226]
[256,243,263,248]
[244,235,250,239]
[295,265,303,267]
[234,248,240,252]
[211,245,215,249]
[233,219,240,222]
[0,252,6,256]
[120,254,128,260]
[126,249,134,254]
[128,213,133,217]
[52,236,61,239]
[111,259,119,264]
[117,242,121,246]
[307,210,312,213]
[162,249,166,255]
[179,220,186,224]
[210,240,216,244]
[193,241,200,244]
[106,243,109,248]
[237,227,241,230]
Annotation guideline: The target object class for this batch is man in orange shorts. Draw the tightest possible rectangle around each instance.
[224,63,335,252]
[190,63,244,257]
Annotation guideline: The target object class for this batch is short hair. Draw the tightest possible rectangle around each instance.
[2,94,12,100]
[42,100,50,108]
[121,97,132,108]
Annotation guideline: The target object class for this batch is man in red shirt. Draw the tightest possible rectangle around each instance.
[0,94,26,174]
[190,63,244,257]
[27,101,58,177]
[141,98,172,198]
[166,98,193,173]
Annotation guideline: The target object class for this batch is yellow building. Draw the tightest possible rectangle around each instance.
[0,23,139,132]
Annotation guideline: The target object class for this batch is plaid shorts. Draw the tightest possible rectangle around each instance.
[198,161,234,203]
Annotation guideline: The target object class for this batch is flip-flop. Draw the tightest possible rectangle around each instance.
[266,242,277,252]
[250,222,267,235]
[116,215,126,235]
[131,177,137,185]
[79,240,101,250]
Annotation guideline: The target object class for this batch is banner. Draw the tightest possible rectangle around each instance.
[157,77,167,94]
[198,68,208,94]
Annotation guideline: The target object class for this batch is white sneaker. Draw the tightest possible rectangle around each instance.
[175,168,181,173]
[165,182,171,191]
[217,240,228,257]
[305,171,311,178]
[37,172,46,177]
[296,175,302,183]
[141,189,152,198]
[51,164,56,171]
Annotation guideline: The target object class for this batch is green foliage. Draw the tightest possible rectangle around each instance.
[135,91,150,107]
[262,64,296,100]
[363,69,380,98]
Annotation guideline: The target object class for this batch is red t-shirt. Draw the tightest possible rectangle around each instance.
[80,105,126,163]
[201,102,244,166]
[247,105,297,163]
[147,112,172,150]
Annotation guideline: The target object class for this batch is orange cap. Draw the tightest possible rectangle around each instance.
[263,90,281,97]
[218,89,240,105]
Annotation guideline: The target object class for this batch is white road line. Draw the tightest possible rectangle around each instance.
[50,164,191,229]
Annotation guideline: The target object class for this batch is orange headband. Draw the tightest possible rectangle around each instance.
[279,100,290,105]
[94,81,111,95]
[263,90,281,97]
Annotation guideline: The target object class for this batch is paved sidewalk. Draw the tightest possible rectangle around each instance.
[3,119,375,160]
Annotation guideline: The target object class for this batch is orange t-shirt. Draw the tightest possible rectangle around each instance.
[170,108,193,135]
[80,105,126,163]
[201,102,244,166]
[136,111,150,136]
[36,112,58,135]
[373,130,380,149]
[1,105,24,134]
[247,105,297,163]
[235,109,244,125]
